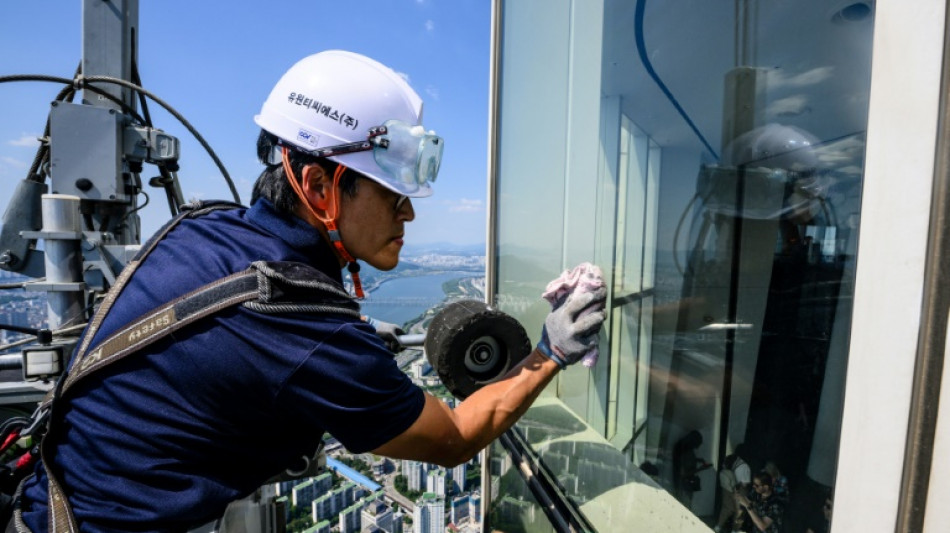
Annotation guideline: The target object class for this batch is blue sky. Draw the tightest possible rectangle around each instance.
[0,1,490,247]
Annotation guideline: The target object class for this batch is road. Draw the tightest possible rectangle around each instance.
[381,473,415,512]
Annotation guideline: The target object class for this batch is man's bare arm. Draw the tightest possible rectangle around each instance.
[371,349,559,467]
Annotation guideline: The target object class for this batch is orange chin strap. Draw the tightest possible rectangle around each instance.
[282,146,365,298]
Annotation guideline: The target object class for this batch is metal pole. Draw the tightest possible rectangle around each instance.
[41,194,84,330]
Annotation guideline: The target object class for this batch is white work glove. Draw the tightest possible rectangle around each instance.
[537,286,607,368]
[365,316,406,353]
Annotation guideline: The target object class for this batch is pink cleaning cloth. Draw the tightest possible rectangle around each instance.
[541,262,605,367]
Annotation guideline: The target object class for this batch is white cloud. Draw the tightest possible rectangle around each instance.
[835,165,864,176]
[815,136,865,168]
[769,66,834,90]
[767,95,809,117]
[8,135,39,147]
[449,198,483,213]
[425,20,435,32]
[425,85,440,101]
[0,156,27,169]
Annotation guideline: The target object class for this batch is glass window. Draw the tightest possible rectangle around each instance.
[489,0,874,531]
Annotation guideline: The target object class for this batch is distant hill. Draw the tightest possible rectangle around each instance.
[402,242,486,256]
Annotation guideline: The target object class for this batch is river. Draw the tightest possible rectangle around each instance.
[359,270,480,326]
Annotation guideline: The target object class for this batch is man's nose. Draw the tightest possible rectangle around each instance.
[396,196,415,221]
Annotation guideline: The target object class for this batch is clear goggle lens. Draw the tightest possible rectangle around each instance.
[302,119,444,190]
[372,119,443,187]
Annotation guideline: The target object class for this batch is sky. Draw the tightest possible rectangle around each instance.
[0,0,491,247]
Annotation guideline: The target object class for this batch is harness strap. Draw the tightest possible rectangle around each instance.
[61,271,258,395]
[69,201,245,378]
[37,201,360,532]
[42,201,242,533]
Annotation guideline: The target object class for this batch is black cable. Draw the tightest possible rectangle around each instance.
[131,58,153,127]
[2,73,238,202]
[635,0,719,160]
[0,74,145,124]
[120,189,150,224]
[79,75,240,203]
[0,417,30,446]
[0,324,43,336]
[152,164,182,216]
[0,74,241,203]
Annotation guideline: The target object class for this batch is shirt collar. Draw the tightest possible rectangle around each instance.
[245,198,343,284]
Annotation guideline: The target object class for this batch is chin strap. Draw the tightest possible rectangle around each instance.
[282,147,365,298]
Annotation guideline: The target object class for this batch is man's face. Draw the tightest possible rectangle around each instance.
[336,177,414,271]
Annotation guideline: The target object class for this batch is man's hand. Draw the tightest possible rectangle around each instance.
[365,316,406,353]
[537,286,607,368]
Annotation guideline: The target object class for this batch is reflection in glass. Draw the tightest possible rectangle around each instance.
[490,0,873,531]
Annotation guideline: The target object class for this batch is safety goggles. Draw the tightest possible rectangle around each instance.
[306,119,443,188]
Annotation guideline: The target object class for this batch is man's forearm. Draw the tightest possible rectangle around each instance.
[451,349,560,453]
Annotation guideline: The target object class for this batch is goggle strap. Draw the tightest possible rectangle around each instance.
[281,147,364,298]
[326,164,364,298]
[309,140,374,159]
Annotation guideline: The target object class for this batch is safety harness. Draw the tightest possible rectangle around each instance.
[7,200,360,532]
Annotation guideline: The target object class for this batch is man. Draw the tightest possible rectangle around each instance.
[736,472,784,533]
[15,50,605,531]
[715,444,750,533]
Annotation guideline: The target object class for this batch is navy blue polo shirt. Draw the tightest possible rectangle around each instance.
[20,199,425,532]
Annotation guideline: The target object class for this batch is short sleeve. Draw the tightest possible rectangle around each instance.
[277,320,426,453]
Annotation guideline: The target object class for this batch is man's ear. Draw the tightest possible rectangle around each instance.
[300,163,333,212]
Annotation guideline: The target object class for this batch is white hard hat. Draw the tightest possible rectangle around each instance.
[254,50,440,198]
[723,124,820,173]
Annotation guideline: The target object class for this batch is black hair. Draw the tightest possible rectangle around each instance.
[754,471,773,488]
[252,129,361,213]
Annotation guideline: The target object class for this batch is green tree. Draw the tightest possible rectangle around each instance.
[393,474,423,501]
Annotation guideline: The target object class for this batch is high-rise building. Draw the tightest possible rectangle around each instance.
[410,358,431,379]
[412,492,444,533]
[450,494,470,525]
[469,491,481,525]
[292,479,318,508]
[274,479,298,497]
[360,499,393,532]
[426,469,446,497]
[392,509,405,533]
[312,492,335,524]
[405,460,426,492]
[338,501,364,533]
[371,457,387,477]
[450,463,467,494]
[312,472,333,494]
